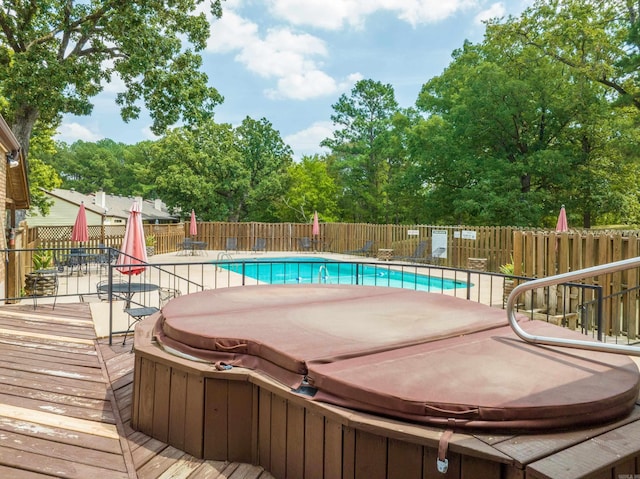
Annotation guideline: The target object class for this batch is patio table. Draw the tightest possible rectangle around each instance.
[97,281,159,308]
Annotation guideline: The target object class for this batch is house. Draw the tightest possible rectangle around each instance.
[25,189,178,227]
[1,114,30,300]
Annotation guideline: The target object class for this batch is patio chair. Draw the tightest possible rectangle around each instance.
[96,243,117,270]
[298,237,312,252]
[123,285,178,346]
[252,237,267,253]
[96,279,129,301]
[345,240,374,257]
[320,238,333,252]
[393,240,428,262]
[53,252,69,273]
[159,287,181,307]
[68,247,82,271]
[417,246,447,265]
[225,237,238,252]
[123,305,159,345]
[178,238,193,255]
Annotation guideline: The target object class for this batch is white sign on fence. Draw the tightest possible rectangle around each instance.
[407,229,419,236]
[432,229,448,258]
[462,230,477,240]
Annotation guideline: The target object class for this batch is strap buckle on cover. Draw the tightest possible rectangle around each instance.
[437,429,454,474]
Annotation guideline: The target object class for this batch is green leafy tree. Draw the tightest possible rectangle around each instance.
[51,139,129,194]
[382,109,427,224]
[234,117,293,221]
[25,122,62,216]
[150,117,292,222]
[277,155,340,223]
[0,0,224,159]
[498,0,640,111]
[124,140,163,199]
[321,79,399,222]
[150,121,243,221]
[415,38,607,226]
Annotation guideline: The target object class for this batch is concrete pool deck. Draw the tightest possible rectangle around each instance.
[46,249,506,339]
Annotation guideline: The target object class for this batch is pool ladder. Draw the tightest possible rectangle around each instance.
[318,265,331,284]
[216,252,233,271]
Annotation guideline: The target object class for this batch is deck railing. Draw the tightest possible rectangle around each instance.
[507,257,640,356]
[3,245,617,347]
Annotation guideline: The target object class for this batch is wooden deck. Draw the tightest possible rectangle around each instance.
[0,302,274,479]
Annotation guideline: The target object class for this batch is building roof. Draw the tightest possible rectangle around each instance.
[48,189,177,223]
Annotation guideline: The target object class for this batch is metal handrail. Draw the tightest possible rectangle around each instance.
[506,257,640,356]
[318,264,330,284]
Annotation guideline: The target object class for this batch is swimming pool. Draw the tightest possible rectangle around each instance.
[216,257,468,291]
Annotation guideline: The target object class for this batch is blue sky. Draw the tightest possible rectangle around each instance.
[55,0,532,159]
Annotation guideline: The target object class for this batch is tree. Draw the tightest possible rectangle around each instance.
[234,117,293,221]
[25,122,62,216]
[150,121,243,221]
[0,0,224,158]
[52,139,129,194]
[150,117,292,222]
[496,0,640,112]
[277,155,340,223]
[414,37,613,226]
[321,79,399,222]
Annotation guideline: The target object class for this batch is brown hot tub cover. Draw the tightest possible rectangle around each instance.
[153,284,640,431]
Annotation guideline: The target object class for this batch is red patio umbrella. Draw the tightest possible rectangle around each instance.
[71,202,89,242]
[117,201,148,276]
[312,211,320,237]
[190,209,197,237]
[556,205,568,232]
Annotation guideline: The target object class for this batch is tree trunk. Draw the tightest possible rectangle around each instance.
[11,104,40,159]
[520,173,531,193]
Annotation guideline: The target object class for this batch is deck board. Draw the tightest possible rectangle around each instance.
[12,299,639,478]
[0,303,274,479]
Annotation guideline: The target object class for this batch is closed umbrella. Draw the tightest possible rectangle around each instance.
[117,201,148,276]
[71,202,89,242]
[190,209,197,237]
[556,205,568,232]
[312,211,320,237]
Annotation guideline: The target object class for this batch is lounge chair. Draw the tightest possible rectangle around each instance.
[345,240,374,257]
[252,238,267,253]
[393,240,428,262]
[298,237,312,252]
[320,238,333,252]
[225,237,238,252]
[417,246,447,264]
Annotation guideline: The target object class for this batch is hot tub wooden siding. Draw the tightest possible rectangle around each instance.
[131,320,640,479]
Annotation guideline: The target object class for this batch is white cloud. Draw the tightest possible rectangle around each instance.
[474,2,506,24]
[55,123,103,143]
[267,0,480,29]
[237,28,327,79]
[208,10,259,53]
[267,70,337,100]
[393,0,479,26]
[208,10,359,100]
[267,0,373,30]
[285,121,332,159]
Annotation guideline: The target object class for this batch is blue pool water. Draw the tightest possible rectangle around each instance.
[217,257,467,292]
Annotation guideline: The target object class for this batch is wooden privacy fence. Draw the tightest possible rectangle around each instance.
[174,222,517,271]
[513,230,640,339]
[12,222,528,269]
